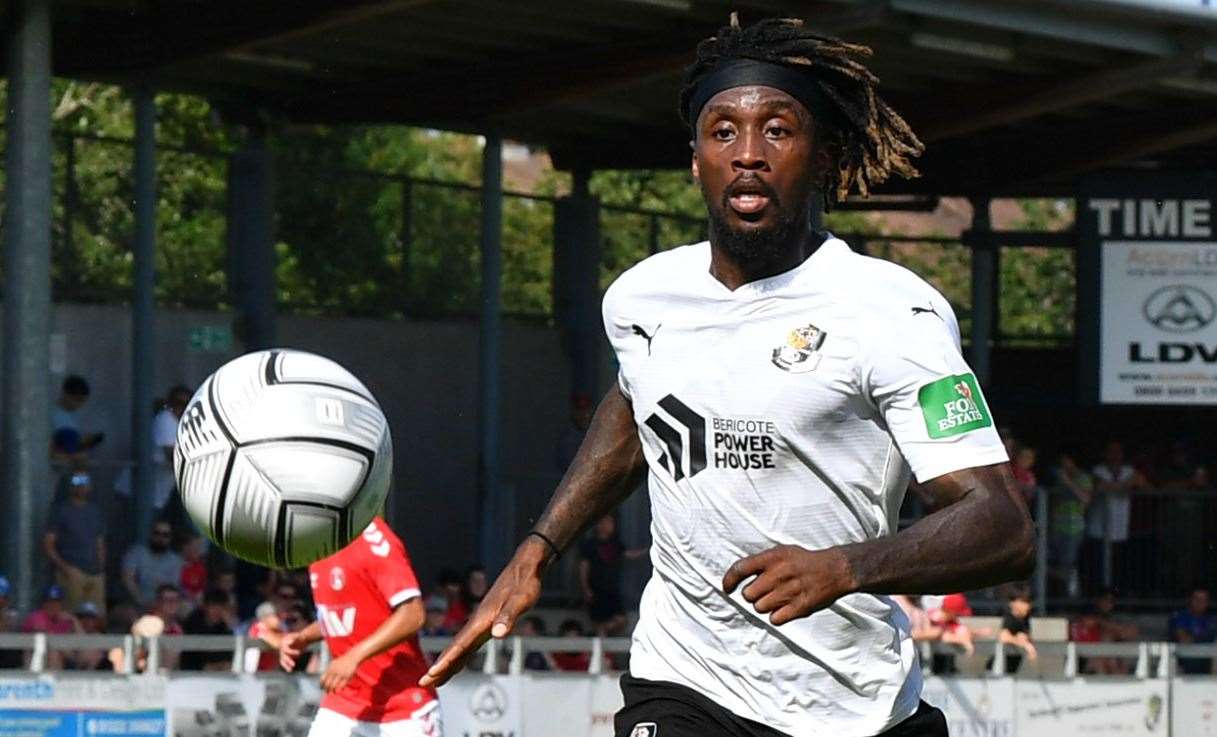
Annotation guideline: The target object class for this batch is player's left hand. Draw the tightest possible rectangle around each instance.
[320,652,360,694]
[722,545,856,626]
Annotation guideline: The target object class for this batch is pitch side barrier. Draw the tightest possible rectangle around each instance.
[0,636,1212,737]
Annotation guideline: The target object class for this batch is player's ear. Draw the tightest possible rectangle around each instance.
[691,146,700,182]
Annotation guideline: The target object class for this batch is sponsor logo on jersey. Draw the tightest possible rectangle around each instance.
[362,522,391,557]
[918,373,992,438]
[629,723,658,737]
[646,395,777,477]
[317,604,356,637]
[330,567,345,591]
[771,323,826,373]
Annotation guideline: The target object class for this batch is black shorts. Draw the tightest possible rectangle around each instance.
[614,674,948,737]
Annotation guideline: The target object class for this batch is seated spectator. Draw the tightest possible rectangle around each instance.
[179,536,207,606]
[108,614,163,674]
[150,584,184,635]
[580,515,648,637]
[1074,590,1138,675]
[121,521,184,609]
[1170,586,1216,675]
[50,375,103,462]
[437,569,467,630]
[551,619,592,672]
[278,602,318,673]
[44,470,106,617]
[519,616,557,671]
[928,593,991,674]
[464,565,489,615]
[73,602,109,671]
[420,594,452,637]
[0,577,22,669]
[22,586,79,670]
[892,595,941,642]
[244,602,283,673]
[996,588,1037,673]
[181,588,237,671]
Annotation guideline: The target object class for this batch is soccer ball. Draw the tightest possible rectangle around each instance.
[174,349,392,569]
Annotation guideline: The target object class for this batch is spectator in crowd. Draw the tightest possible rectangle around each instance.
[22,585,78,670]
[153,385,193,525]
[420,594,452,638]
[278,601,318,673]
[181,587,237,671]
[579,515,647,637]
[551,619,592,672]
[1170,586,1216,675]
[1049,452,1092,598]
[1160,441,1210,597]
[555,393,593,473]
[997,588,1037,673]
[108,614,164,674]
[1072,590,1139,675]
[121,521,184,609]
[928,593,990,674]
[179,536,208,606]
[1082,441,1148,595]
[50,375,103,462]
[518,615,557,671]
[73,602,109,671]
[244,602,284,673]
[437,569,467,631]
[892,595,941,643]
[44,470,106,616]
[149,582,185,669]
[0,577,22,669]
[1011,445,1038,508]
[464,565,489,613]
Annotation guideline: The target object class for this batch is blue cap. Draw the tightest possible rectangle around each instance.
[0,577,9,597]
[43,584,64,602]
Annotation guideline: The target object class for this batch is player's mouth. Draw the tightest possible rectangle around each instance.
[723,177,778,219]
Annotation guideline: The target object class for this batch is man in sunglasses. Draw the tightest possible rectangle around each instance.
[44,471,106,616]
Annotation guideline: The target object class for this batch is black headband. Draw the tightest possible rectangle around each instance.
[685,58,837,131]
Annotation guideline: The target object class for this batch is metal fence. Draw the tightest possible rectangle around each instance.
[0,632,1213,679]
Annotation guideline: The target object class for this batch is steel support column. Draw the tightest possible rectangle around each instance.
[477,135,504,571]
[968,196,996,385]
[227,131,277,351]
[2,0,52,613]
[132,88,158,542]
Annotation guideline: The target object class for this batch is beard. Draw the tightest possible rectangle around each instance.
[704,182,811,270]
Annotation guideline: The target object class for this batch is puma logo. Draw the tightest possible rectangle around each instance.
[631,323,661,355]
[911,304,942,320]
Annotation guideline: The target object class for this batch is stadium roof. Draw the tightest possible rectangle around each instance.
[36,0,1217,196]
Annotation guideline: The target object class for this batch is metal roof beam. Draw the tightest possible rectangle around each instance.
[919,51,1204,142]
[889,0,1199,57]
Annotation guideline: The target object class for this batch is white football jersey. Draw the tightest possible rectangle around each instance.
[603,237,1008,737]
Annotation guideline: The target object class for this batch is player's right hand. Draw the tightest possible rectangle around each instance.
[279,632,304,672]
[419,542,547,688]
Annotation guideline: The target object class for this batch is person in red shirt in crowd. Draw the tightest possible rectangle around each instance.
[280,517,439,737]
[929,593,985,657]
[436,569,467,631]
[245,602,283,672]
[179,537,208,605]
[22,585,79,670]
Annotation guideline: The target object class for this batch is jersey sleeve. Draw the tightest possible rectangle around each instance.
[861,295,1008,482]
[601,278,636,400]
[367,528,421,609]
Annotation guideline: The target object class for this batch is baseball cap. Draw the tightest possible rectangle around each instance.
[425,594,449,613]
[42,584,65,602]
[75,601,99,618]
[941,593,973,617]
[0,576,10,598]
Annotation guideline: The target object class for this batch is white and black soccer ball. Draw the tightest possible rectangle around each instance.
[174,349,392,569]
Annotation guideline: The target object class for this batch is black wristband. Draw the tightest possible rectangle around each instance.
[525,530,562,560]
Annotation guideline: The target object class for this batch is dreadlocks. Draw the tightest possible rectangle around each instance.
[679,14,923,210]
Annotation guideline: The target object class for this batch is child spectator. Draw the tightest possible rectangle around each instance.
[420,594,452,637]
[997,588,1037,673]
[245,602,283,672]
[437,569,467,630]
[181,588,237,671]
[518,616,557,671]
[551,619,592,672]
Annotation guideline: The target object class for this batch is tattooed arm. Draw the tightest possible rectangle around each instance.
[420,384,645,686]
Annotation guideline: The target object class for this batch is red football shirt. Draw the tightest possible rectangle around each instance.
[309,517,435,722]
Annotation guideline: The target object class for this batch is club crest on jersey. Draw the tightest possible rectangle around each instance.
[330,567,345,591]
[629,723,658,737]
[771,323,826,373]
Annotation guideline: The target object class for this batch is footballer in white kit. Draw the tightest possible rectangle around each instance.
[424,15,1034,737]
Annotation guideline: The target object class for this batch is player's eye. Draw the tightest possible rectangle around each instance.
[712,126,735,141]
[765,124,790,138]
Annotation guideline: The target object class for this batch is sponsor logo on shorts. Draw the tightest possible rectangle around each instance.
[629,722,658,737]
[918,373,992,439]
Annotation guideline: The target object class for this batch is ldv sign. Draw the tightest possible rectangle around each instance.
[1082,176,1217,405]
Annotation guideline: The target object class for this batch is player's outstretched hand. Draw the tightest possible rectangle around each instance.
[722,544,856,626]
[279,632,305,672]
[420,542,547,688]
